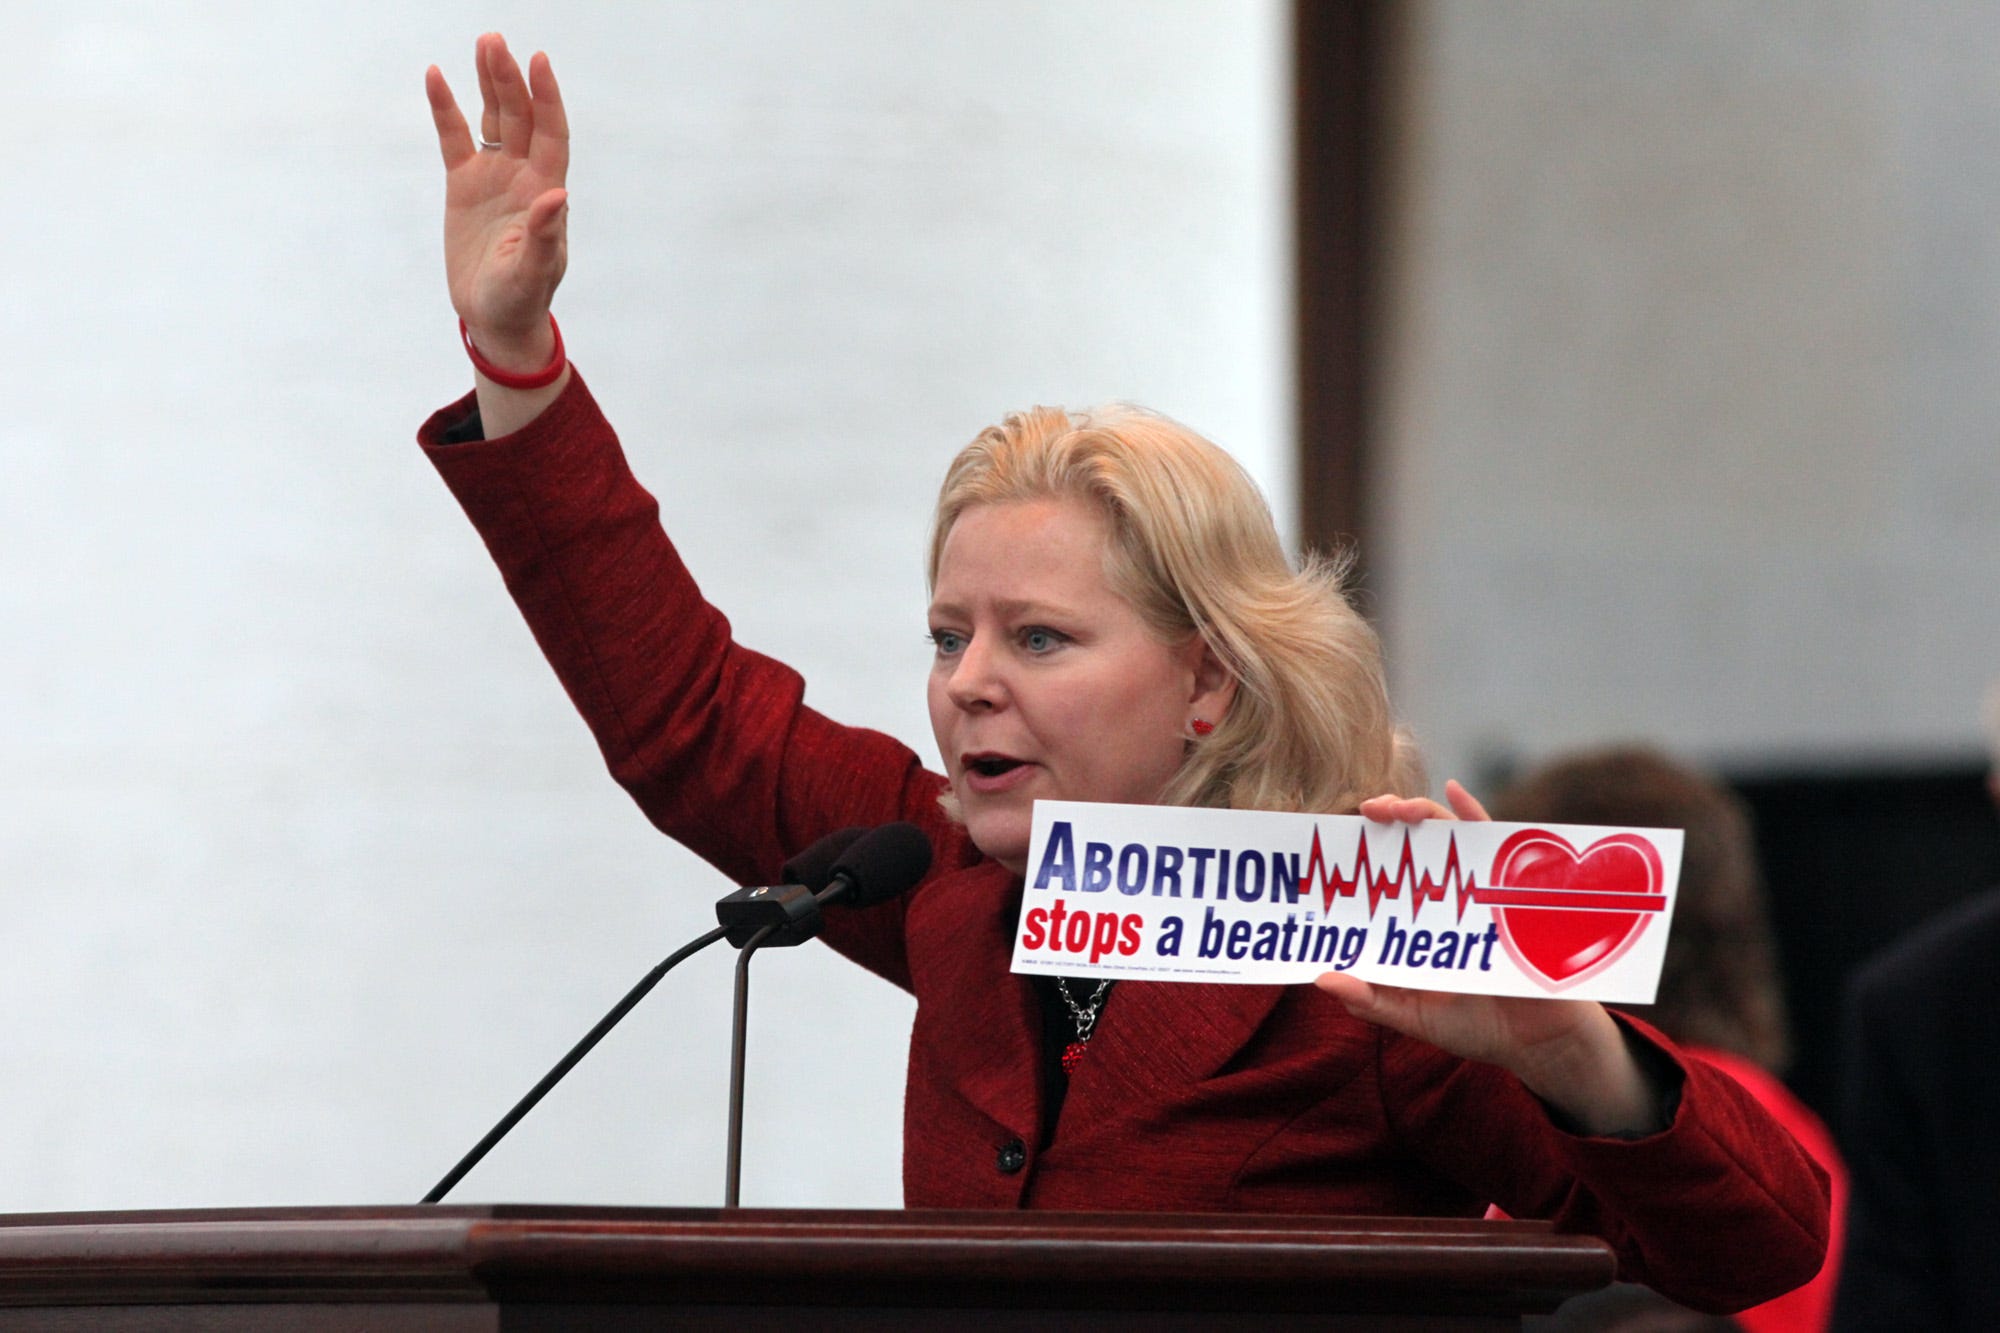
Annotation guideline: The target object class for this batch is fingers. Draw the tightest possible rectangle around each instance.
[525,187,568,233]
[1314,974,1418,1033]
[523,188,570,270]
[1358,793,1452,824]
[464,34,562,173]
[475,33,502,146]
[425,65,475,169]
[1313,972,1374,1011]
[1444,779,1492,822]
[1356,794,1406,821]
[486,35,535,157]
[526,51,570,181]
[1356,781,1491,826]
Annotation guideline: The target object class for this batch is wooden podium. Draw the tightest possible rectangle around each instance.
[0,1205,1613,1330]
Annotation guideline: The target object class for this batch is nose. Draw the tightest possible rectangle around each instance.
[945,635,1007,711]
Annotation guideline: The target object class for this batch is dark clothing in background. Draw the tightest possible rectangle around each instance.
[1833,889,2000,1330]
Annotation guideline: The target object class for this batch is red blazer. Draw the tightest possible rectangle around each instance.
[421,373,1829,1313]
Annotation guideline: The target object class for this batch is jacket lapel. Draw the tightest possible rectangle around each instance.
[911,866,1289,1144]
[909,862,1043,1142]
[1062,977,1288,1126]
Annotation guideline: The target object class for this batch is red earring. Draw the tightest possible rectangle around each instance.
[1190,719,1215,737]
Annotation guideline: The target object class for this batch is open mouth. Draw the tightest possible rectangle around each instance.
[964,754,1026,779]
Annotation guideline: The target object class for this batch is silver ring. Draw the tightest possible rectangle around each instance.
[477,138,504,150]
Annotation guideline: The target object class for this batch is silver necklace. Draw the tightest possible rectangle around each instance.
[1054,977,1113,1072]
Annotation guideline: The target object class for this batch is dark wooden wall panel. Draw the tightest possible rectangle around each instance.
[1293,1,1397,573]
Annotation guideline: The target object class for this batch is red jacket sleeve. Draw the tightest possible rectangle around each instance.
[1384,1014,1831,1313]
[417,372,980,990]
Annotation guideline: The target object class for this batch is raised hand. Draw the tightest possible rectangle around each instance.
[1315,780,1665,1136]
[425,34,569,373]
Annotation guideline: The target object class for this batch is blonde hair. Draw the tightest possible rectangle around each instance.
[928,404,1402,815]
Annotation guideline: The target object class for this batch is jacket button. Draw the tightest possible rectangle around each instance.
[995,1139,1027,1174]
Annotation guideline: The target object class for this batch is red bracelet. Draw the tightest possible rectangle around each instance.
[459,315,567,390]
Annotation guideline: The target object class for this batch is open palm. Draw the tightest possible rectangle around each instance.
[425,34,570,347]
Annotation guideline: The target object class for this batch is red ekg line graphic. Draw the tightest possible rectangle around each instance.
[1302,826,1481,922]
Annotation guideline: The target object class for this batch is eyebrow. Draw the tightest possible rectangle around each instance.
[926,597,1080,621]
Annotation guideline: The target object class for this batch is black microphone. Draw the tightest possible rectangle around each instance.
[783,826,869,895]
[419,825,877,1204]
[713,822,931,947]
[818,821,933,908]
[723,822,932,1206]
[713,827,867,948]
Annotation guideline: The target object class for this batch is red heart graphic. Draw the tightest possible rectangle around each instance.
[1486,830,1664,991]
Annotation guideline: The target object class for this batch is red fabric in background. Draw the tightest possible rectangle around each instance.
[1689,1047,1847,1332]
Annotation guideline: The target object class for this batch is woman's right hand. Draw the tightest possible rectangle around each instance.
[425,33,569,373]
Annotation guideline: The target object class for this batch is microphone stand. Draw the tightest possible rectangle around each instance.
[421,922,731,1204]
[418,823,921,1207]
[723,922,783,1208]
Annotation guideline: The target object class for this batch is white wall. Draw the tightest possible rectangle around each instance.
[0,2,1289,1210]
[1379,0,2000,789]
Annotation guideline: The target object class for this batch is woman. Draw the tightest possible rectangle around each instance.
[418,34,1828,1313]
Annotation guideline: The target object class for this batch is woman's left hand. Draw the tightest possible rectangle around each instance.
[1314,780,1666,1137]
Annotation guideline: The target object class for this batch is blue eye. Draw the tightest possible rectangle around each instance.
[929,629,966,655]
[1022,627,1065,653]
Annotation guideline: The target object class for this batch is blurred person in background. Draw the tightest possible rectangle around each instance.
[1497,747,1847,1333]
